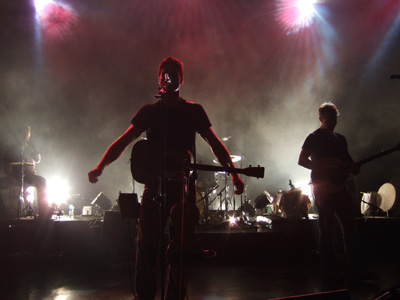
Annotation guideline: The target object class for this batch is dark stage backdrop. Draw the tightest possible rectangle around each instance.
[1,0,399,208]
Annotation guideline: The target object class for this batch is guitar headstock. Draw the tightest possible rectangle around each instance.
[242,165,265,179]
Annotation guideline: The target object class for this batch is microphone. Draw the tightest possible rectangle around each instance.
[154,73,172,98]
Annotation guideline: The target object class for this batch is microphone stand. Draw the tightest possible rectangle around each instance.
[155,85,168,300]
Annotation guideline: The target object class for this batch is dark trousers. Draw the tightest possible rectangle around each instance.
[313,187,359,276]
[135,182,190,300]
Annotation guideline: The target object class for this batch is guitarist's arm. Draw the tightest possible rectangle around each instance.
[200,128,244,195]
[298,147,345,174]
[299,147,361,178]
[298,148,314,170]
[88,124,144,183]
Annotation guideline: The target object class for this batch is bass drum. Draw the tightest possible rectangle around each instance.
[377,182,400,215]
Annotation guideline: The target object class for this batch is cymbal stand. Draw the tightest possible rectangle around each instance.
[17,147,36,219]
[360,198,382,219]
[213,172,229,220]
[201,185,218,224]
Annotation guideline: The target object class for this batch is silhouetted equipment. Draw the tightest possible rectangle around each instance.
[279,180,311,219]
[101,210,137,265]
[238,200,256,217]
[361,182,400,217]
[118,192,140,219]
[254,191,272,209]
[91,192,112,211]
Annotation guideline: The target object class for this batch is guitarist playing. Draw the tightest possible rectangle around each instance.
[298,102,362,284]
[88,57,244,300]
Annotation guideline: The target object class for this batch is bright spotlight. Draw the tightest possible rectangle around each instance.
[296,0,316,18]
[229,216,237,226]
[34,0,52,14]
[276,0,318,34]
[293,180,313,198]
[47,177,70,207]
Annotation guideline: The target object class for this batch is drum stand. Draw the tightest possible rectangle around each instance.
[18,168,36,219]
[361,198,382,218]
[197,185,218,225]
[17,147,36,219]
[215,172,232,220]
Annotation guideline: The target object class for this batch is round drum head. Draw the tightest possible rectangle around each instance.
[378,183,396,212]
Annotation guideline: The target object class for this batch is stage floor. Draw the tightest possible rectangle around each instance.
[0,214,400,300]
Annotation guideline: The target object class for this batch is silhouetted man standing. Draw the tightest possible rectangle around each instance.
[89,57,244,300]
[298,102,361,283]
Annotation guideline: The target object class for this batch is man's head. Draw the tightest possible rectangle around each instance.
[319,102,339,132]
[158,56,184,92]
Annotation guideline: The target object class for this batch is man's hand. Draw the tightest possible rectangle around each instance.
[232,174,244,195]
[88,168,103,183]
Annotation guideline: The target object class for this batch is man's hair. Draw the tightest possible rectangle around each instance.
[158,56,184,83]
[319,102,340,117]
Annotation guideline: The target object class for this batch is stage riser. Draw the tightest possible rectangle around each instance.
[1,217,399,264]
[268,289,350,299]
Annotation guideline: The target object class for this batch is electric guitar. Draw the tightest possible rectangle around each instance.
[312,143,400,193]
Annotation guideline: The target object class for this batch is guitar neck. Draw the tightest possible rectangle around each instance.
[189,163,264,178]
[358,146,399,165]
[190,163,239,174]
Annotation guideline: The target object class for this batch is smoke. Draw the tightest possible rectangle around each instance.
[1,0,399,205]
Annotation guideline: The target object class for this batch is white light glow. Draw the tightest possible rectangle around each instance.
[293,180,313,197]
[296,0,317,19]
[25,186,36,203]
[34,0,52,14]
[47,177,70,206]
[276,0,319,34]
[256,216,272,224]
[229,216,237,225]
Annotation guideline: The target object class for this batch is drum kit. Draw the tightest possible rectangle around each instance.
[361,182,400,217]
[195,153,247,224]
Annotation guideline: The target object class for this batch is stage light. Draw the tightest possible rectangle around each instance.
[25,186,36,203]
[276,0,318,34]
[34,0,76,40]
[293,180,313,197]
[34,0,52,14]
[296,0,316,18]
[229,216,237,226]
[47,177,70,207]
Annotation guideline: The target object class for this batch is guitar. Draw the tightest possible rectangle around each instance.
[312,143,400,193]
[130,139,265,184]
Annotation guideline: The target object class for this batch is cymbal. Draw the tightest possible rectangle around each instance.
[213,155,241,164]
